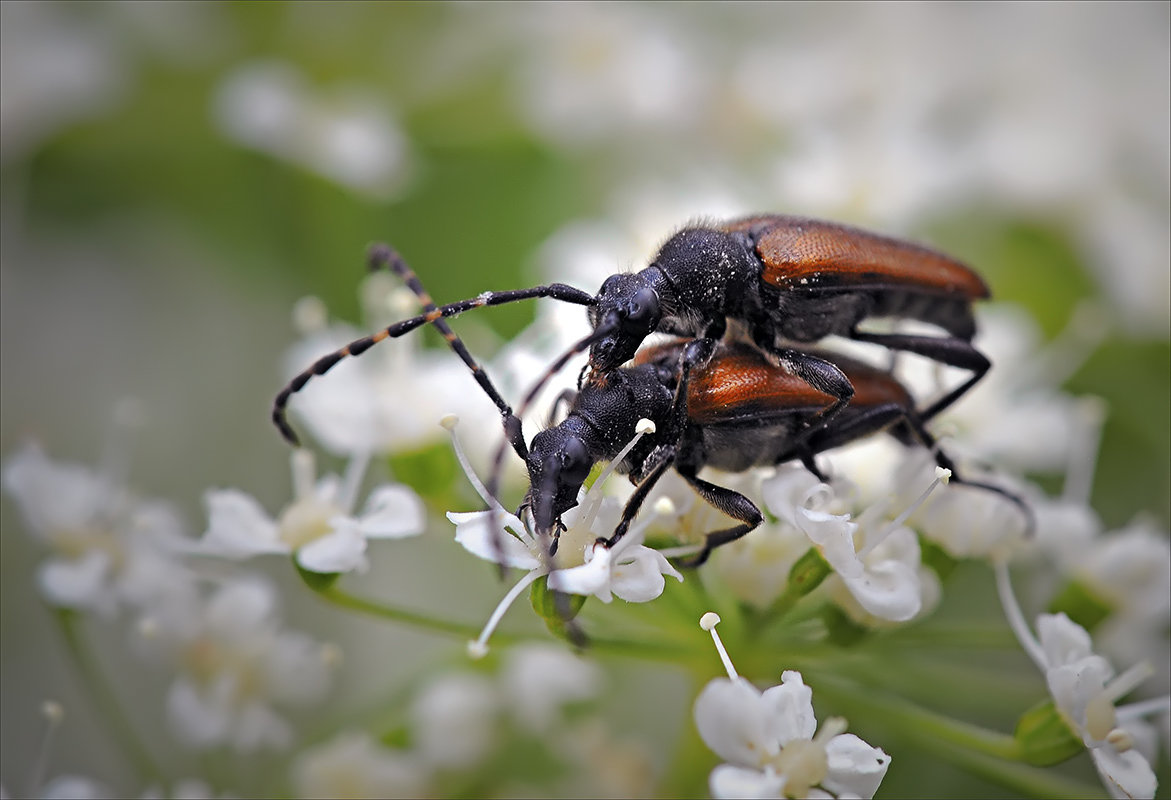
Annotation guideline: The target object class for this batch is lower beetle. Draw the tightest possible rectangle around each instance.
[517,338,1029,566]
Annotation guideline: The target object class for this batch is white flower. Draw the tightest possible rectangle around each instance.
[1,2,127,162]
[197,450,424,574]
[292,731,429,800]
[889,449,1030,562]
[444,417,681,655]
[212,60,411,199]
[511,4,705,148]
[39,776,113,800]
[411,672,500,770]
[148,576,336,753]
[2,442,191,617]
[500,643,603,733]
[694,615,890,799]
[996,561,1166,799]
[1069,519,1171,630]
[762,466,930,623]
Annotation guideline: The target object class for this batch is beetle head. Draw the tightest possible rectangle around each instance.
[525,427,595,538]
[587,273,661,374]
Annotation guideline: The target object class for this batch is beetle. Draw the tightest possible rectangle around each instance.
[518,337,1029,567]
[273,215,992,454]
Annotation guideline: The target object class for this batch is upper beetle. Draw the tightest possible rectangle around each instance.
[585,215,992,426]
[274,216,991,456]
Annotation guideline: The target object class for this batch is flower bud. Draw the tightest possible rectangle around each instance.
[1013,700,1084,766]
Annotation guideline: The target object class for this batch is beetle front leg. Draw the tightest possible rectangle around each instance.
[604,445,677,550]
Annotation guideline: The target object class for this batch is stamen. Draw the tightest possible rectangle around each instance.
[1105,727,1133,753]
[1104,661,1156,704]
[29,699,64,797]
[468,568,546,659]
[320,643,343,668]
[1063,397,1107,505]
[441,416,509,515]
[657,543,705,559]
[700,612,739,680]
[653,496,677,516]
[337,451,371,515]
[292,295,329,334]
[815,716,848,744]
[859,467,950,558]
[291,449,317,500]
[993,559,1048,671]
[1117,695,1171,723]
[99,396,145,494]
[1031,302,1110,389]
[578,418,656,526]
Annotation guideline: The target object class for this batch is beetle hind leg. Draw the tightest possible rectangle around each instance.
[850,331,990,422]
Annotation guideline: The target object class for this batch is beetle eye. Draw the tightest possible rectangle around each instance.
[561,437,592,484]
[625,287,660,330]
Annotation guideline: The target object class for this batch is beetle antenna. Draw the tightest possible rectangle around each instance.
[272,243,595,450]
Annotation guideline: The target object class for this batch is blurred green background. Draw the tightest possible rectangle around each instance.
[1,2,1167,797]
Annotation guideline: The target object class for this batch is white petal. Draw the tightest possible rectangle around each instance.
[411,672,499,769]
[292,730,430,799]
[231,700,293,753]
[1090,744,1158,800]
[200,489,285,557]
[204,577,278,642]
[358,484,426,539]
[821,733,891,799]
[38,552,116,614]
[610,545,683,603]
[166,679,230,748]
[448,510,541,570]
[837,558,922,622]
[296,522,369,574]
[500,643,603,732]
[41,776,113,800]
[709,764,786,799]
[548,544,614,601]
[694,678,773,767]
[1037,612,1096,667]
[762,671,817,746]
[2,442,115,537]
[265,631,334,706]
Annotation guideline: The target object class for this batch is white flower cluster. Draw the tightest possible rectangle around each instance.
[2,440,341,769]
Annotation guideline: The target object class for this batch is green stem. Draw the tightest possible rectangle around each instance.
[813,677,1104,798]
[54,609,163,783]
[816,674,1020,758]
[313,584,487,640]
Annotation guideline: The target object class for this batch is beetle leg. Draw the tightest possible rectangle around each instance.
[667,337,718,434]
[850,332,990,421]
[772,348,856,446]
[546,388,579,427]
[883,404,1036,535]
[674,465,765,567]
[795,403,908,456]
[603,445,677,550]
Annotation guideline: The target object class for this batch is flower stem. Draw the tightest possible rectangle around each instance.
[812,677,1103,798]
[54,609,162,783]
[313,584,487,640]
